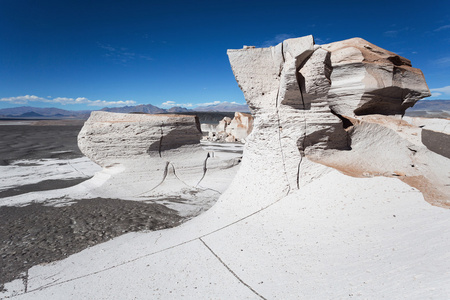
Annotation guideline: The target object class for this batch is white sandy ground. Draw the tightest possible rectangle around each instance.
[2,159,450,299]
[0,142,243,212]
[0,157,101,192]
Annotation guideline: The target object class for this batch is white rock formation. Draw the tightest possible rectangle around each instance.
[72,111,241,215]
[216,116,231,132]
[4,36,450,299]
[225,112,253,141]
[202,112,254,142]
[227,35,449,206]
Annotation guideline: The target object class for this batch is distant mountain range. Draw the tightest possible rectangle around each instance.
[193,102,250,112]
[405,100,450,118]
[0,102,250,119]
[5,100,446,120]
[0,106,91,118]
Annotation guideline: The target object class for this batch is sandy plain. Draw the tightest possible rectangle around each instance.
[0,120,193,288]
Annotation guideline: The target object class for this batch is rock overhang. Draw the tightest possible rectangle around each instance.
[226,34,448,206]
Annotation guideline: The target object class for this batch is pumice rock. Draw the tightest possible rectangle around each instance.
[202,112,254,143]
[227,35,449,206]
[78,111,204,169]
[4,36,450,299]
[77,111,241,213]
[322,38,431,116]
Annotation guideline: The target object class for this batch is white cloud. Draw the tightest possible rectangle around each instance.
[161,101,193,108]
[431,92,442,97]
[0,95,136,107]
[383,30,399,37]
[434,24,450,32]
[161,101,176,106]
[430,86,450,95]
[0,95,47,104]
[435,56,450,66]
[383,27,409,38]
[196,101,221,106]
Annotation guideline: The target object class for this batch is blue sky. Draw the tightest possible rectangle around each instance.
[0,0,449,111]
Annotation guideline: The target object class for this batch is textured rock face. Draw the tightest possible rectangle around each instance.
[227,35,449,205]
[202,112,254,143]
[78,111,240,206]
[225,112,253,141]
[322,38,431,116]
[78,112,203,168]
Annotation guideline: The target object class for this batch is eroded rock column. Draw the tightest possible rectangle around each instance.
[227,35,431,200]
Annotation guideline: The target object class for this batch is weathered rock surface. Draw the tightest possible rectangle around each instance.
[227,35,449,206]
[77,111,241,213]
[322,38,430,116]
[202,112,254,143]
[4,35,450,299]
[225,112,253,141]
[201,112,253,143]
[79,112,203,168]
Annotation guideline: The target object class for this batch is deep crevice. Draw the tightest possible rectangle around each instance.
[295,50,315,110]
[196,152,211,187]
[330,108,354,129]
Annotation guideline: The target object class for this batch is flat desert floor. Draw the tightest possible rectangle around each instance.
[0,120,242,289]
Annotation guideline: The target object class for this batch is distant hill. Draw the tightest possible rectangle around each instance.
[0,102,251,120]
[405,100,450,118]
[17,111,44,117]
[101,104,165,114]
[0,106,91,119]
[193,102,250,112]
[167,106,191,113]
[0,106,89,117]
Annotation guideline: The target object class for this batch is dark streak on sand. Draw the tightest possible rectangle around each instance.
[0,178,88,198]
[0,198,183,289]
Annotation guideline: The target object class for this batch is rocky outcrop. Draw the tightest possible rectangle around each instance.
[202,112,254,143]
[322,38,430,116]
[77,111,240,209]
[79,112,203,168]
[227,35,449,206]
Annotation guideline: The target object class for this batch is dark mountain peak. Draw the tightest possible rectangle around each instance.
[167,106,191,113]
[19,111,44,117]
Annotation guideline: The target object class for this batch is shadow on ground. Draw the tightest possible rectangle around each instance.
[0,198,183,289]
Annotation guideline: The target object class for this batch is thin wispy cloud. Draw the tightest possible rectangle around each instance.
[434,24,450,32]
[383,27,409,38]
[161,100,193,108]
[261,34,296,47]
[98,43,152,64]
[197,101,221,106]
[196,101,243,106]
[0,95,136,107]
[161,100,245,108]
[434,56,450,66]
[430,86,450,97]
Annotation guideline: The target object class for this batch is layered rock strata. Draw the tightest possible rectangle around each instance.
[77,112,240,210]
[227,35,449,205]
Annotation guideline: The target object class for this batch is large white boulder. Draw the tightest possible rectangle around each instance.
[227,35,448,207]
[76,111,241,214]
